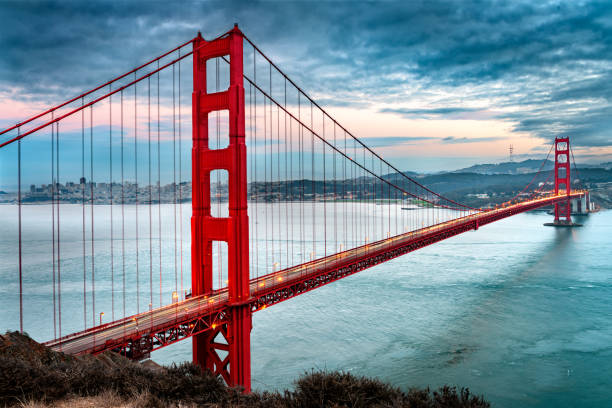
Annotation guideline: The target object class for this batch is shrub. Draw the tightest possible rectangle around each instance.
[0,331,489,407]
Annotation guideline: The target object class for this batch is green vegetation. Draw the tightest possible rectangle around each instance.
[0,331,489,407]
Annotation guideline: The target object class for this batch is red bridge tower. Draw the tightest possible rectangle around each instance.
[553,137,572,225]
[191,25,251,391]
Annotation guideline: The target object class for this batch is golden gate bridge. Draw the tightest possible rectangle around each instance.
[0,25,590,392]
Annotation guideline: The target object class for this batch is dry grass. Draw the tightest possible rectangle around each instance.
[17,390,127,408]
[1,332,490,408]
[16,390,204,408]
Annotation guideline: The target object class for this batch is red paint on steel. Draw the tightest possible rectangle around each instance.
[554,137,572,223]
[191,25,251,392]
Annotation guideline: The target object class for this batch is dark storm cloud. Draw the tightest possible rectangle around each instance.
[1,0,611,148]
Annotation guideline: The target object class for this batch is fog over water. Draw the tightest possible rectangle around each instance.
[1,203,610,408]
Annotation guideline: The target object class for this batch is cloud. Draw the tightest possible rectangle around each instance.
[1,0,612,152]
[442,136,501,144]
[381,107,484,119]
[359,136,436,147]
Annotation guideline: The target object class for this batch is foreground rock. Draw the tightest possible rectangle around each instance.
[0,331,489,407]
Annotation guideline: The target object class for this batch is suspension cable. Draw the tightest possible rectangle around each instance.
[240,34,480,212]
[0,39,195,138]
[507,141,554,203]
[246,76,471,211]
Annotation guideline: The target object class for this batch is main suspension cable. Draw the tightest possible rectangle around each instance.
[240,34,480,212]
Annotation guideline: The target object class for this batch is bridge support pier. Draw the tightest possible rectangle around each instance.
[191,26,252,391]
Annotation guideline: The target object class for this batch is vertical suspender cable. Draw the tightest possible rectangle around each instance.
[253,53,259,277]
[372,153,375,239]
[276,82,280,270]
[216,58,221,287]
[289,107,294,267]
[323,114,326,258]
[359,147,363,244]
[388,165,391,234]
[56,121,62,345]
[157,63,162,307]
[178,52,184,299]
[343,130,346,249]
[248,83,253,277]
[352,139,356,247]
[299,96,304,265]
[298,95,303,265]
[148,76,153,308]
[17,129,23,333]
[252,55,258,278]
[275,101,280,268]
[121,90,126,319]
[310,103,314,259]
[380,161,385,239]
[269,65,274,272]
[172,64,178,295]
[90,105,95,326]
[81,100,87,329]
[363,148,367,243]
[134,74,140,314]
[393,168,399,235]
[109,87,115,321]
[264,81,268,273]
[363,147,367,244]
[284,81,289,268]
[333,123,337,252]
[51,113,56,339]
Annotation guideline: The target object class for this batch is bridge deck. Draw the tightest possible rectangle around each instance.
[45,193,584,357]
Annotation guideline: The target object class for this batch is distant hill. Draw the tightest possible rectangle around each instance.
[453,159,606,175]
[383,165,612,208]
[454,159,554,175]
[600,162,612,170]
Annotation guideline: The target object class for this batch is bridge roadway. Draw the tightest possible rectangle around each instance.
[45,192,585,358]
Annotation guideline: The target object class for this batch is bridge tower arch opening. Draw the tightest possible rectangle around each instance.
[191,25,251,391]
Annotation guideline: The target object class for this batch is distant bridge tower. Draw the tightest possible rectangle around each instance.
[191,25,251,391]
[553,137,572,225]
[509,144,514,162]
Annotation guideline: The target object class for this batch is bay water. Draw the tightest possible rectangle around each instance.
[1,204,610,407]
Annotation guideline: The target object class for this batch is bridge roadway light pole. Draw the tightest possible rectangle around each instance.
[191,25,251,391]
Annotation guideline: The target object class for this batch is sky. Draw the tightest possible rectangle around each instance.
[1,0,611,182]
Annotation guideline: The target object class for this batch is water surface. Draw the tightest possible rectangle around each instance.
[1,205,610,407]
